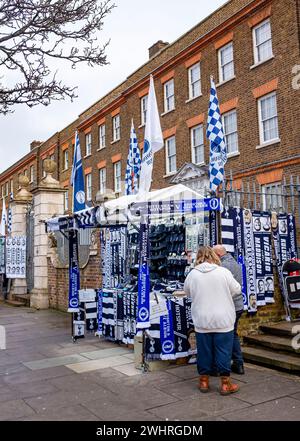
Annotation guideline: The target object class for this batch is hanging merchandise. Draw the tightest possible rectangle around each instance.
[96,289,103,336]
[252,211,274,305]
[209,210,218,247]
[0,237,5,274]
[272,212,298,308]
[160,298,175,360]
[221,207,247,310]
[170,297,189,358]
[68,230,80,312]
[85,301,98,332]
[243,209,257,313]
[101,289,116,341]
[6,236,26,279]
[100,226,127,289]
[137,220,151,329]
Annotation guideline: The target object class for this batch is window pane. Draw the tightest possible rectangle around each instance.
[257,39,272,62]
[255,21,271,45]
[222,61,234,81]
[221,44,233,65]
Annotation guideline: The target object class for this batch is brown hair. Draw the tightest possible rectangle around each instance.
[196,246,221,266]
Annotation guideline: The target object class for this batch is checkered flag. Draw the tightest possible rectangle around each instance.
[7,192,13,235]
[125,120,141,195]
[206,76,227,192]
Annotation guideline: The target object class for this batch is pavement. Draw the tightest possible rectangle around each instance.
[0,303,300,421]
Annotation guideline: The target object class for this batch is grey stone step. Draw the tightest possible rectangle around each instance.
[244,334,300,354]
[5,299,26,307]
[259,321,300,337]
[14,294,30,306]
[242,346,300,373]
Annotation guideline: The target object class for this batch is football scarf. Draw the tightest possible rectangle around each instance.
[160,298,175,360]
[171,297,189,358]
[209,210,218,247]
[137,220,151,329]
[85,301,98,332]
[68,229,80,312]
[145,315,162,361]
[243,209,257,313]
[102,289,115,341]
[97,289,103,335]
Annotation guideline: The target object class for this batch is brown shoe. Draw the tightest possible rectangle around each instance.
[220,376,239,395]
[198,375,209,393]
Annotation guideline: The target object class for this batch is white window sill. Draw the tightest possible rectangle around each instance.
[97,147,106,151]
[216,76,236,88]
[111,139,120,145]
[194,161,206,166]
[163,171,177,178]
[227,152,240,159]
[138,123,145,128]
[256,138,281,149]
[161,108,175,117]
[84,154,92,159]
[250,55,274,70]
[185,94,202,104]
[62,168,68,172]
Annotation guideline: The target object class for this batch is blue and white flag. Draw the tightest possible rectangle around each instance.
[125,120,141,195]
[0,198,7,236]
[206,76,227,193]
[137,75,163,198]
[137,220,151,329]
[71,131,86,213]
[7,192,13,235]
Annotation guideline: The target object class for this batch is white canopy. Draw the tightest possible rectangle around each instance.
[104,184,204,214]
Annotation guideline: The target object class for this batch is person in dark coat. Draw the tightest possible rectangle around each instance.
[213,245,245,375]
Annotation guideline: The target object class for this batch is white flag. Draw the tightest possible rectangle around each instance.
[137,75,163,198]
[0,198,7,236]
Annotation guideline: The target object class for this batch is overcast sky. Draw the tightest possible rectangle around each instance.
[0,0,228,173]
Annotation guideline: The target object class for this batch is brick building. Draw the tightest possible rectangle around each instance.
[1,0,299,215]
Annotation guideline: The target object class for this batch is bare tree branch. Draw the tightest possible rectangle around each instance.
[0,0,115,114]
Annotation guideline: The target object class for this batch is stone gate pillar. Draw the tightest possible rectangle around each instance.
[8,176,33,298]
[30,160,65,309]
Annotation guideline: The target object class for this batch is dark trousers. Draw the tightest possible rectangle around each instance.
[196,330,234,377]
[232,309,244,366]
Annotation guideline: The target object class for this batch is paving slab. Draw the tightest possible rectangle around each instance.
[166,364,198,380]
[0,399,35,421]
[231,376,300,405]
[2,365,74,385]
[223,396,300,421]
[112,363,143,377]
[66,355,133,373]
[23,354,89,370]
[82,398,161,421]
[17,404,99,421]
[148,393,250,420]
[48,374,105,392]
[80,347,132,360]
[24,386,117,412]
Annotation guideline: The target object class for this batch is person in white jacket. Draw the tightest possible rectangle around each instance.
[184,246,241,396]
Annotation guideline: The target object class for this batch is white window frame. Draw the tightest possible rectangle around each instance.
[64,188,69,211]
[218,42,235,83]
[85,133,92,156]
[99,167,106,194]
[258,92,279,145]
[10,179,13,197]
[163,79,175,113]
[112,114,121,142]
[30,165,34,183]
[5,182,8,197]
[63,149,69,170]
[188,63,201,100]
[190,125,204,165]
[222,110,239,156]
[98,124,106,150]
[86,173,92,201]
[165,136,177,175]
[140,95,148,126]
[114,161,122,193]
[261,182,283,211]
[253,19,273,65]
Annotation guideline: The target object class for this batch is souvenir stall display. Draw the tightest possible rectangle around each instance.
[45,183,299,363]
[221,207,298,315]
